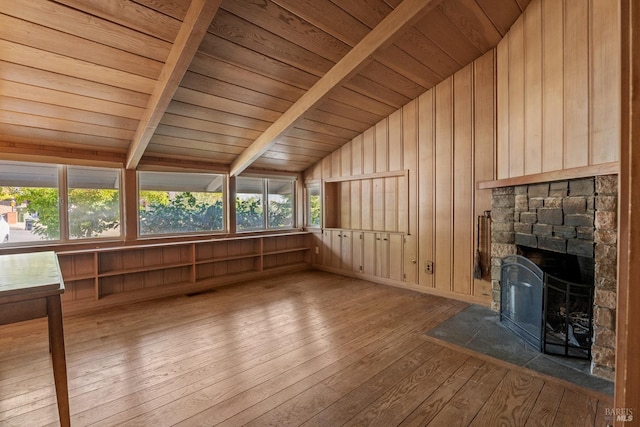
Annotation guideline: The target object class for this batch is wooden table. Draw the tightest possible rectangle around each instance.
[0,251,70,427]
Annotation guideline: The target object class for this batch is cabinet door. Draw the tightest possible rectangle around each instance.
[352,231,363,273]
[376,233,390,278]
[389,234,404,281]
[340,230,352,271]
[322,230,333,266]
[331,230,343,269]
[403,234,418,284]
[362,232,377,276]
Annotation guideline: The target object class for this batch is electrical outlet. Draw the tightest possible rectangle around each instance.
[425,261,434,274]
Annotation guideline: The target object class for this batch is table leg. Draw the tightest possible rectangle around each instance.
[47,295,70,427]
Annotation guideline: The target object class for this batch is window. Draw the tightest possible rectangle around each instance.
[236,176,295,231]
[68,166,121,240]
[138,171,225,236]
[235,177,264,231]
[306,182,321,228]
[267,178,294,229]
[0,161,60,244]
[0,161,122,244]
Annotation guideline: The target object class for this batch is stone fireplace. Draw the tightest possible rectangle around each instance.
[490,175,617,380]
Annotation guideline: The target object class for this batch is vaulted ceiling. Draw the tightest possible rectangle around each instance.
[0,0,529,174]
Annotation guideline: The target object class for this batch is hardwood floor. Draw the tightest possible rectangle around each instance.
[0,271,612,426]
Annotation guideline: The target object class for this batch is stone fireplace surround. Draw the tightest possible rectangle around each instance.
[490,175,618,380]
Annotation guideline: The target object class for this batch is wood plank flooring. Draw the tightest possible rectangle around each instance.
[0,271,613,426]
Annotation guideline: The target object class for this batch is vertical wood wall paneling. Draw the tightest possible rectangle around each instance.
[384,177,398,232]
[453,64,474,296]
[361,178,373,230]
[375,119,389,173]
[340,181,351,230]
[385,113,398,232]
[362,127,375,230]
[589,0,620,164]
[351,134,364,175]
[372,177,385,231]
[496,36,510,179]
[524,0,543,175]
[341,143,352,177]
[330,150,341,178]
[542,0,564,172]
[388,110,403,171]
[563,0,590,169]
[321,153,332,267]
[418,90,435,288]
[322,155,332,181]
[434,77,454,292]
[497,0,619,178]
[508,17,525,177]
[339,142,352,230]
[374,120,388,232]
[362,127,376,174]
[473,50,496,298]
[402,100,418,284]
[351,135,363,230]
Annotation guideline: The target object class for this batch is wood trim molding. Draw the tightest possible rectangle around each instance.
[125,0,222,170]
[477,162,619,189]
[323,169,408,183]
[615,0,639,417]
[0,140,126,167]
[229,0,441,177]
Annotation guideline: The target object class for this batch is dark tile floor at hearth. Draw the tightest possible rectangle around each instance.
[426,304,614,395]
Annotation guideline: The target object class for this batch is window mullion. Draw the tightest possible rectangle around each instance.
[59,165,69,241]
[263,179,269,230]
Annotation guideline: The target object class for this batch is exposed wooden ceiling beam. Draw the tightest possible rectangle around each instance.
[229,0,441,177]
[126,0,222,170]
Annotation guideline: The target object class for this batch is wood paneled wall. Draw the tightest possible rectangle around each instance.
[305,50,496,303]
[496,0,620,179]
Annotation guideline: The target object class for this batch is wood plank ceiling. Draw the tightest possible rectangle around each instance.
[0,0,530,174]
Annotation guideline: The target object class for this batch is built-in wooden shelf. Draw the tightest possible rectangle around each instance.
[56,232,312,314]
[477,162,619,189]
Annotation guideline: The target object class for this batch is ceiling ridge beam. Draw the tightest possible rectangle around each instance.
[229,0,441,177]
[126,0,222,170]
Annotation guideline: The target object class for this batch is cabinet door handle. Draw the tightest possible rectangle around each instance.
[383,238,388,241]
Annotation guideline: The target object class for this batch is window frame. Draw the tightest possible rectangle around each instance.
[137,170,227,238]
[66,165,123,241]
[0,161,124,247]
[304,181,322,229]
[235,175,297,233]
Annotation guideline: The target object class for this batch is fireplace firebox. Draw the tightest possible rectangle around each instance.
[500,254,594,360]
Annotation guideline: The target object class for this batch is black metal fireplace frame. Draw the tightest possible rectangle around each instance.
[500,254,594,360]
[543,275,594,359]
[500,255,545,352]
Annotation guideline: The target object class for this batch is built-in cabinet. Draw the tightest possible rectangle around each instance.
[321,229,404,283]
[57,232,311,314]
